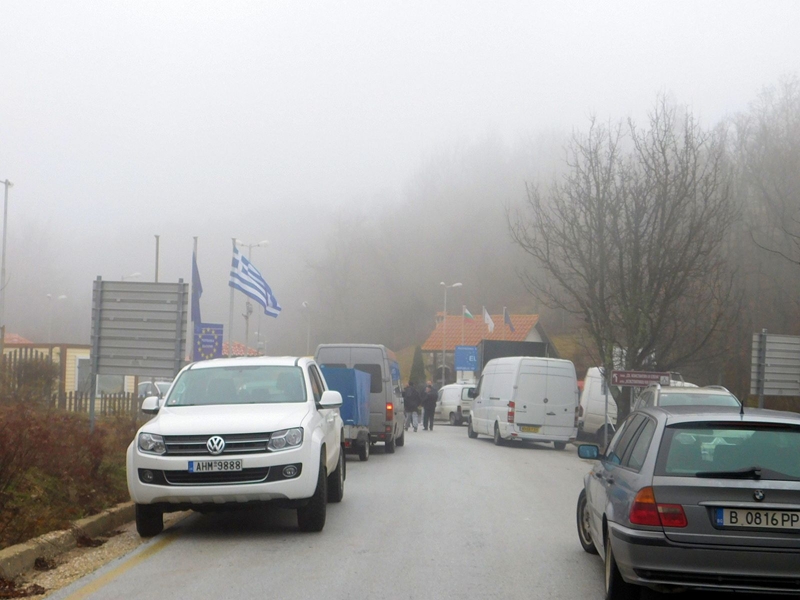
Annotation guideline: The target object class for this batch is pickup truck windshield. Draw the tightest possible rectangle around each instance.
[655,422,800,481]
[165,366,307,406]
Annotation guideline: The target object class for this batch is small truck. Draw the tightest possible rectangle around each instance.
[321,366,371,461]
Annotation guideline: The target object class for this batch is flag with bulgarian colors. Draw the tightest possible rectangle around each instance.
[463,306,474,319]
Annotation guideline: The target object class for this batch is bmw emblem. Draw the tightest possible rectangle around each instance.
[753,490,765,502]
[207,436,226,455]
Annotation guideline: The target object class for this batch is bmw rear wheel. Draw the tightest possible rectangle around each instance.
[604,535,638,599]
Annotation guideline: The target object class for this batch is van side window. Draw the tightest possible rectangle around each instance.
[474,376,484,397]
[354,364,383,393]
[462,388,474,400]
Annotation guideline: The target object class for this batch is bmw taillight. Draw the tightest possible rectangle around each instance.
[386,402,394,421]
[507,401,515,423]
[629,487,687,528]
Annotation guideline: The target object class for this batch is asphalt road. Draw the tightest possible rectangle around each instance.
[50,424,605,600]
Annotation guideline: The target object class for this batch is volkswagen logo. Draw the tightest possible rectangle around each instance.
[207,436,226,455]
[754,490,765,502]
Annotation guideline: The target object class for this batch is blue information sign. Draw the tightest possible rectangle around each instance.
[455,345,478,371]
[193,323,224,361]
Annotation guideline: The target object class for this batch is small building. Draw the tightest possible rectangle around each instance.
[420,312,557,385]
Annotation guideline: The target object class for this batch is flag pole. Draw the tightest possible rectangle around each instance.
[228,238,236,357]
[190,236,198,360]
[503,307,507,341]
[462,305,465,345]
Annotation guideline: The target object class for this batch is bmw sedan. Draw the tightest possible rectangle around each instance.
[576,405,800,598]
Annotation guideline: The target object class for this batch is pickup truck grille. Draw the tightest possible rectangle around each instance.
[164,467,271,485]
[163,433,270,456]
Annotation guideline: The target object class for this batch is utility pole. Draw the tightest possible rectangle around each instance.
[0,179,14,357]
[154,235,160,282]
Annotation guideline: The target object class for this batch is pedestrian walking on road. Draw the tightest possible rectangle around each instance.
[403,381,421,432]
[422,384,437,431]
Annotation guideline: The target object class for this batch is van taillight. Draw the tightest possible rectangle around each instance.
[386,402,394,421]
[629,487,687,528]
[507,401,515,423]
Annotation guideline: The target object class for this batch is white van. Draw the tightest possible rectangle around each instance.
[468,357,578,449]
[577,367,618,442]
[315,344,406,453]
[436,382,475,425]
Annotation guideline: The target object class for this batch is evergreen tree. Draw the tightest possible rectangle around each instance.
[410,345,426,385]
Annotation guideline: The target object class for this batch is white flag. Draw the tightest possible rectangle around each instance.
[482,306,495,333]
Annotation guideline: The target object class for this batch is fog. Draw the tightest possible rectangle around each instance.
[2,1,800,355]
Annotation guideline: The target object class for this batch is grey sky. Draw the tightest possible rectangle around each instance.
[2,1,799,347]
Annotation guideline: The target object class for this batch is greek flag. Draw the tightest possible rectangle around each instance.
[229,244,282,317]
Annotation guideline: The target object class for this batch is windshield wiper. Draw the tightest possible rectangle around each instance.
[695,466,762,479]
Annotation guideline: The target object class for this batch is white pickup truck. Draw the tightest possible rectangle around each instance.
[127,356,344,536]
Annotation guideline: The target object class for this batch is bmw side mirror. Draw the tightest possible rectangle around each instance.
[577,444,600,460]
[319,390,343,408]
[141,396,160,415]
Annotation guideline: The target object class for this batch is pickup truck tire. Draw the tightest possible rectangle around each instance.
[297,456,327,532]
[396,430,405,447]
[135,503,163,538]
[385,435,396,454]
[358,440,369,461]
[468,419,478,439]
[327,448,345,503]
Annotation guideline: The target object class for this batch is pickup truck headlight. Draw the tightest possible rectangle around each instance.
[138,432,166,455]
[268,428,303,451]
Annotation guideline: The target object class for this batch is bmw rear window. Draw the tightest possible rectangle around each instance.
[655,422,800,481]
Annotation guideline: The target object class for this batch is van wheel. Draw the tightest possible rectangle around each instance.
[604,535,638,599]
[385,436,396,454]
[358,441,369,461]
[468,419,478,439]
[135,504,163,538]
[327,448,345,503]
[493,423,504,446]
[554,441,567,450]
[576,490,598,554]
[396,430,405,447]
[297,456,327,532]
[449,413,457,426]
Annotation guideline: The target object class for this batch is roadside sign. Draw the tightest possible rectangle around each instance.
[455,345,478,372]
[611,370,670,387]
[750,330,800,402]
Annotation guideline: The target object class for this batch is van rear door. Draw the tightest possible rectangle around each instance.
[351,346,389,436]
[514,360,547,432]
[543,361,578,437]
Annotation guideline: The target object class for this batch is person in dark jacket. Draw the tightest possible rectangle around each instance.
[403,381,421,432]
[422,383,438,431]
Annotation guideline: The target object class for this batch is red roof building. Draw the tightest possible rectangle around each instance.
[221,342,260,357]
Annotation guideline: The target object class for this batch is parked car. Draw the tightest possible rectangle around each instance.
[127,356,345,537]
[436,382,475,425]
[137,380,172,398]
[631,384,740,412]
[578,367,618,442]
[576,405,800,598]
[315,344,405,453]
[468,356,579,449]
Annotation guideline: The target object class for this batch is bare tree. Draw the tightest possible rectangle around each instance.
[509,98,738,418]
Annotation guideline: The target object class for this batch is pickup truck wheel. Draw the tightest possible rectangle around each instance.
[135,504,163,538]
[396,430,405,447]
[449,413,457,426]
[327,448,345,503]
[297,457,327,532]
[468,419,478,439]
[385,435,396,454]
[358,440,369,461]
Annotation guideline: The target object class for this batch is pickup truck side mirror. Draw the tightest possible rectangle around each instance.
[319,390,343,408]
[141,396,161,415]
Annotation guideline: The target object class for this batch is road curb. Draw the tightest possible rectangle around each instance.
[0,501,135,581]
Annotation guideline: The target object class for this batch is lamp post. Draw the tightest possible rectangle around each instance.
[0,179,13,352]
[236,239,269,354]
[301,301,311,355]
[47,294,67,343]
[440,281,462,388]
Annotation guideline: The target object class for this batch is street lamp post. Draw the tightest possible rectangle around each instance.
[47,294,67,343]
[0,179,13,352]
[440,281,462,388]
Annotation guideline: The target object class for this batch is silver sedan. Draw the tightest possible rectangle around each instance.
[576,405,800,598]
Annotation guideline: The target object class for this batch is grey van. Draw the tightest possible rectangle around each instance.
[315,344,405,453]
